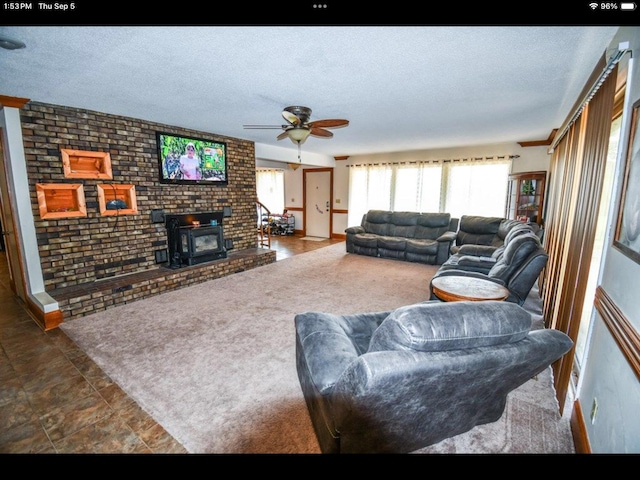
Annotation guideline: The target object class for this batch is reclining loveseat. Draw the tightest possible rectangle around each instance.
[345,210,457,265]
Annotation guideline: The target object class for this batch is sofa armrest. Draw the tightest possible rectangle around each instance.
[433,231,457,264]
[294,310,390,394]
[431,269,507,287]
[455,255,497,272]
[345,226,365,234]
[436,231,457,243]
[457,244,497,256]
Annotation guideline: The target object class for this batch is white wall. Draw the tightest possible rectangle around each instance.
[577,27,640,453]
[0,106,58,313]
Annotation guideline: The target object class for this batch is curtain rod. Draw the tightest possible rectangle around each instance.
[345,155,519,167]
[549,42,630,154]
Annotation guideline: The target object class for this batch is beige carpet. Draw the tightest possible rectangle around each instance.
[300,236,327,241]
[60,242,574,454]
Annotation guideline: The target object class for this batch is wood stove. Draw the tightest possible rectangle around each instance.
[179,225,226,265]
[165,211,228,268]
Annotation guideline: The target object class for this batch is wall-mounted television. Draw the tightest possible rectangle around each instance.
[156,131,228,185]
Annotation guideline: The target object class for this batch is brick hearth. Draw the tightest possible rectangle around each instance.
[50,248,275,321]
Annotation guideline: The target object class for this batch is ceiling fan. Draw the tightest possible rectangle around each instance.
[243,106,349,161]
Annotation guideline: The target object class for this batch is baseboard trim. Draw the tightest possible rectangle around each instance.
[25,296,63,331]
[570,398,592,453]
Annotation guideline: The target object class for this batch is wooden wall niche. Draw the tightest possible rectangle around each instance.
[61,149,113,179]
[37,183,87,219]
[97,184,138,216]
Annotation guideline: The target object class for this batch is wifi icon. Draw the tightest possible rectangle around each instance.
[589,2,599,8]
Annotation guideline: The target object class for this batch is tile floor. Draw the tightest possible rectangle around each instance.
[0,235,343,454]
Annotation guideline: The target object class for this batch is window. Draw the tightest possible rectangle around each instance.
[347,157,511,226]
[256,168,285,214]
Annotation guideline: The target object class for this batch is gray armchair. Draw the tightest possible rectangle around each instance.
[431,230,547,305]
[295,301,572,454]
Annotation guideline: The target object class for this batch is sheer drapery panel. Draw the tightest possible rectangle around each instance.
[347,157,511,226]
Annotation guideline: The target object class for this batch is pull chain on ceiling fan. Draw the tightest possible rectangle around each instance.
[243,106,349,162]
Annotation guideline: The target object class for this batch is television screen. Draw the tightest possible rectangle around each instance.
[156,132,228,185]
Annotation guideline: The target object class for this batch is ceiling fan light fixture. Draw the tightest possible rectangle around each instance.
[0,35,26,50]
[287,127,311,144]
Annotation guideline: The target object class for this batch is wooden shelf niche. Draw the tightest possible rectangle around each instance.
[61,149,112,179]
[97,184,138,216]
[37,183,87,219]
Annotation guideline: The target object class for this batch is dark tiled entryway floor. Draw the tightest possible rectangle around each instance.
[0,235,342,453]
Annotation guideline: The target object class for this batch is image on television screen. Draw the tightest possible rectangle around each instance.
[157,132,227,185]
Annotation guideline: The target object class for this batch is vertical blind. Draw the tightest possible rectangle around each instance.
[541,61,618,414]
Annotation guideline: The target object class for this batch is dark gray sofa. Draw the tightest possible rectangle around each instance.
[345,210,457,265]
[295,300,573,453]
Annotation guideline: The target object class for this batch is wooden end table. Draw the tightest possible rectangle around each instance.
[431,276,510,302]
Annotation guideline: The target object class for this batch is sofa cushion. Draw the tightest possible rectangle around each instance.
[503,222,534,245]
[390,211,420,226]
[405,238,438,255]
[378,236,407,251]
[368,301,531,353]
[489,233,541,278]
[414,212,451,239]
[388,212,417,237]
[362,210,391,236]
[456,215,503,247]
[459,215,502,234]
[353,233,379,248]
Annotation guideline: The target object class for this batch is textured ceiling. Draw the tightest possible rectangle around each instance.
[0,26,620,158]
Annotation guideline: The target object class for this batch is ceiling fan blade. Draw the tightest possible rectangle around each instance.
[282,110,301,126]
[277,130,290,141]
[243,124,289,129]
[310,127,333,138]
[308,119,349,129]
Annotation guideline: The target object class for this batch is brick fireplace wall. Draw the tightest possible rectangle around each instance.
[20,101,263,297]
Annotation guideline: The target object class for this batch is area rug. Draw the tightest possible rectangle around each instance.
[60,243,573,454]
[299,236,326,241]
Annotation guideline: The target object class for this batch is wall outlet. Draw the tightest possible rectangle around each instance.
[590,397,598,424]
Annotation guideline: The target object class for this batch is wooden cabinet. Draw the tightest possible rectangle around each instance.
[506,171,546,226]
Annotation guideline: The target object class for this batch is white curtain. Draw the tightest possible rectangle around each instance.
[443,158,511,219]
[347,164,392,226]
[393,163,443,213]
[347,157,511,225]
[256,168,285,214]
